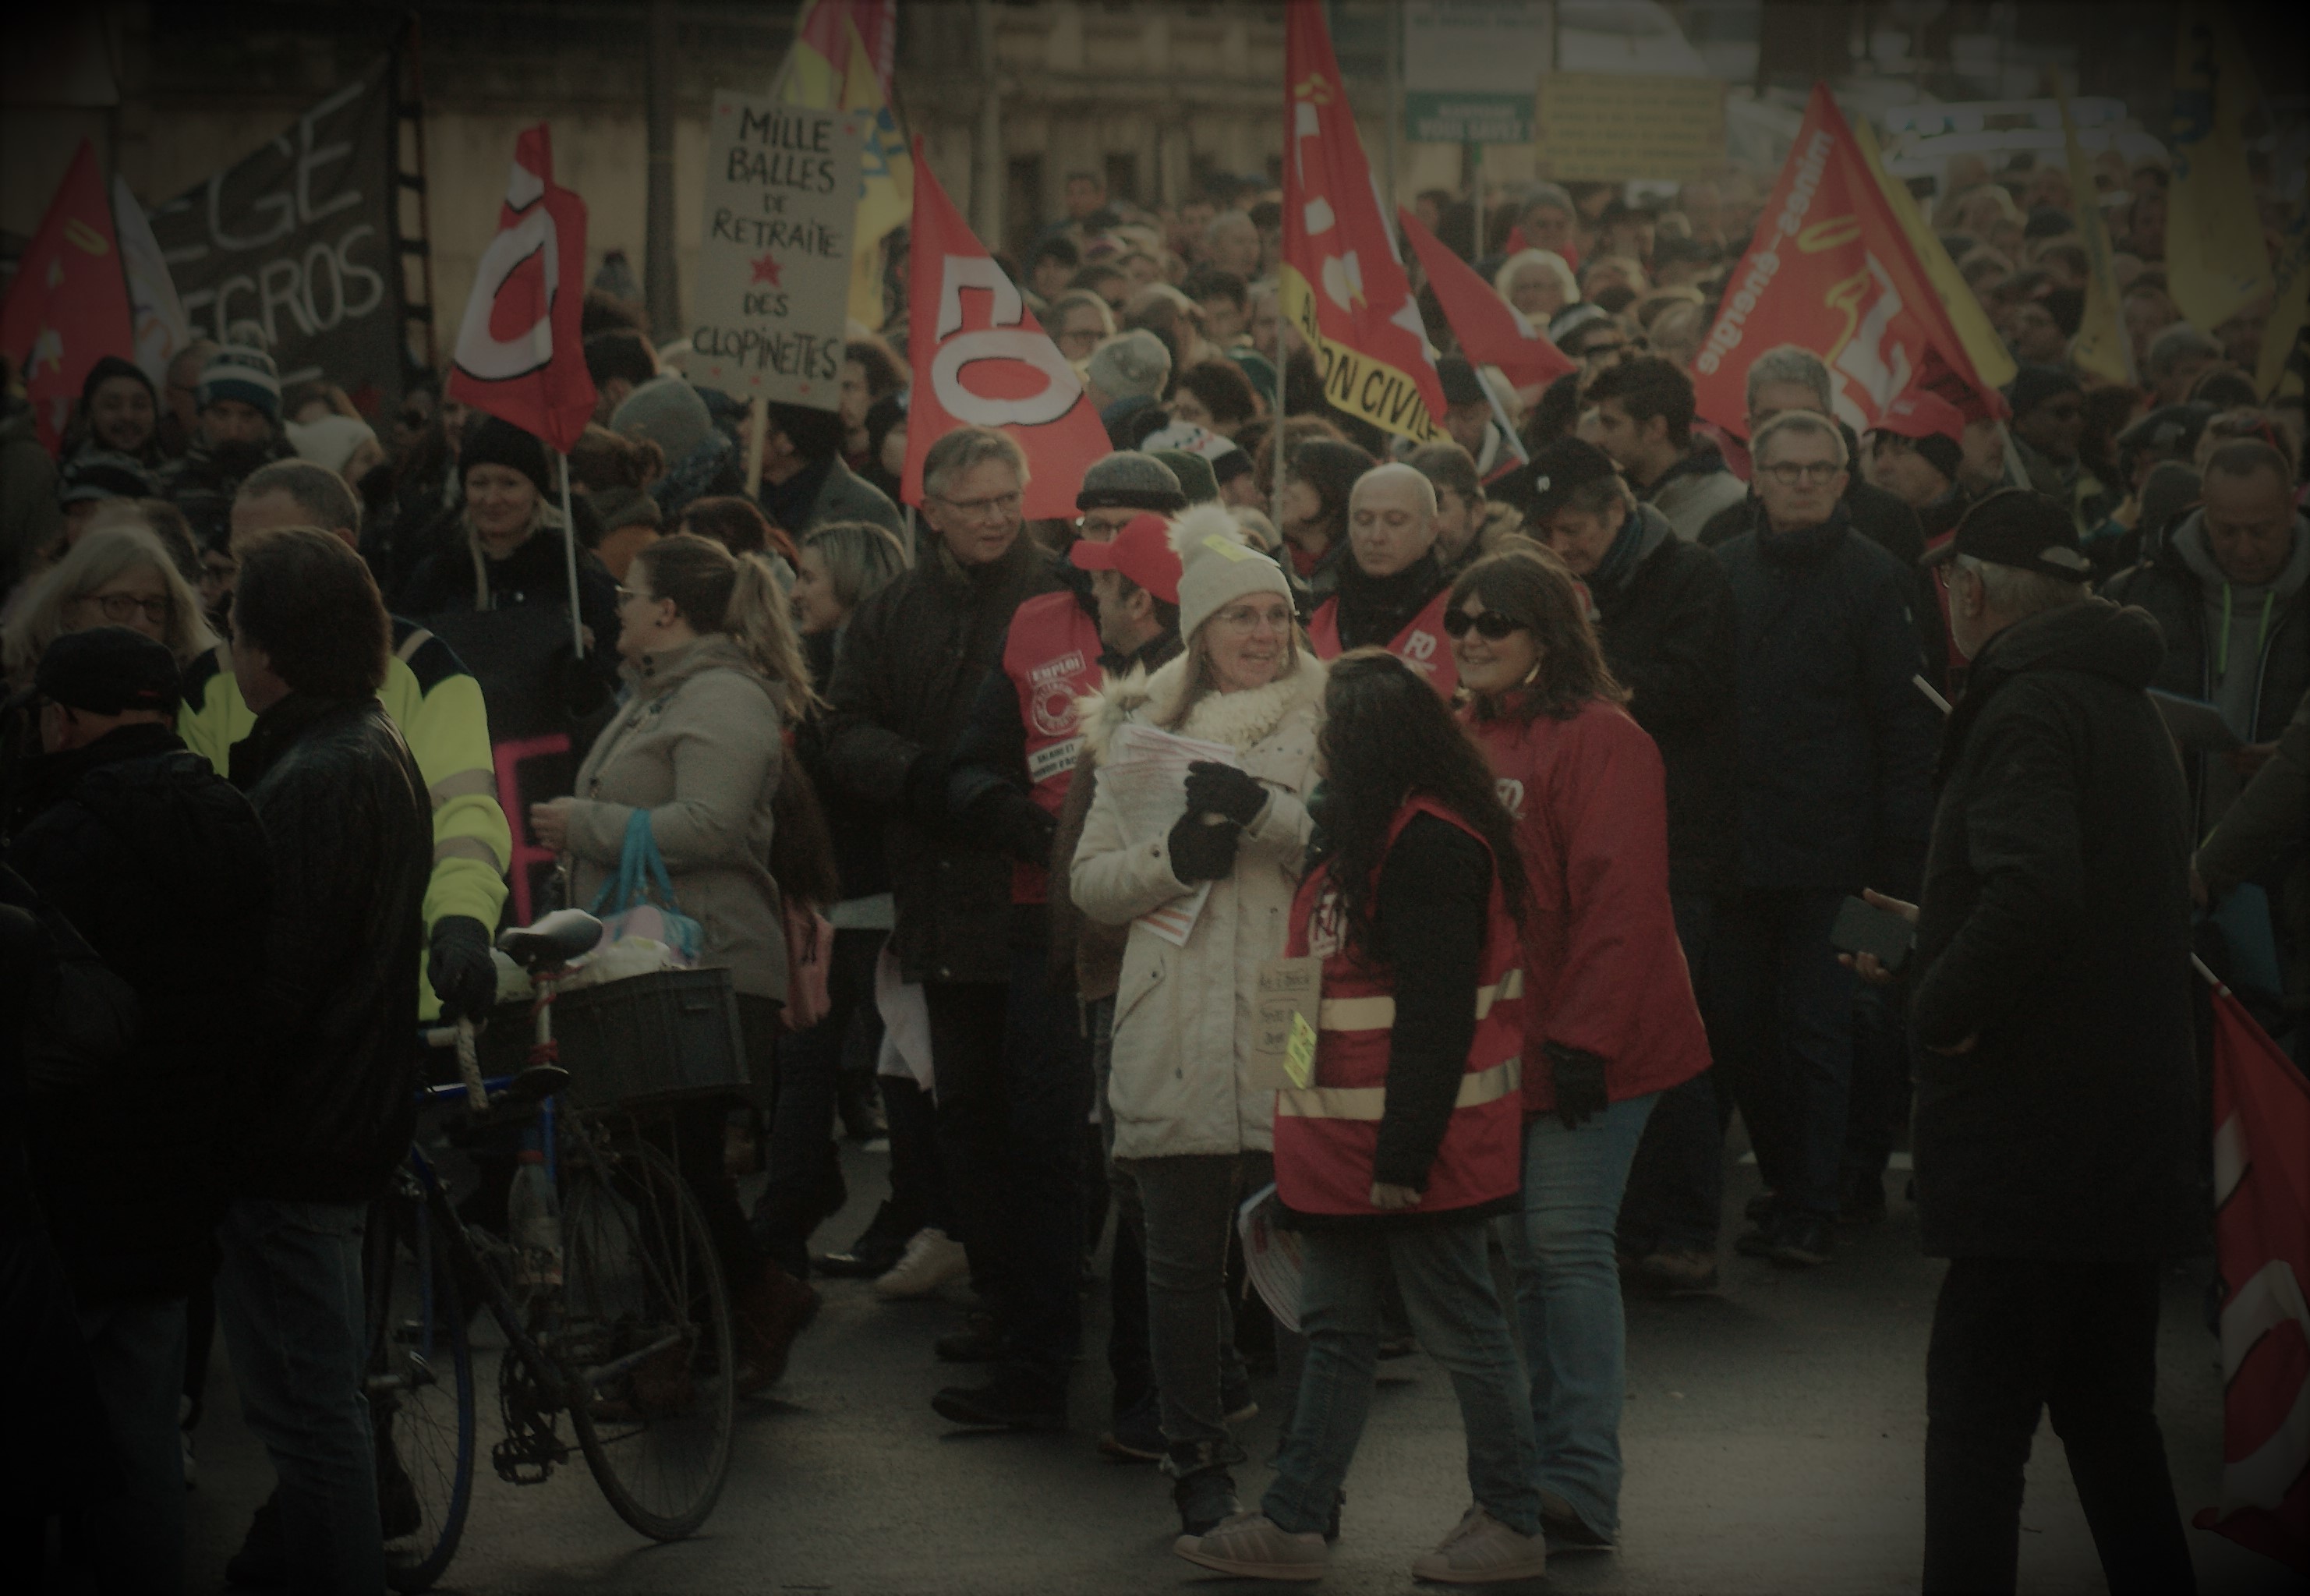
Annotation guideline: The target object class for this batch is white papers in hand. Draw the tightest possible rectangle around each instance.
[1101,724,1243,947]
[1236,1182,1304,1334]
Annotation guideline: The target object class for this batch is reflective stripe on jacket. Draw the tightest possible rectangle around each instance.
[1274,796,1524,1217]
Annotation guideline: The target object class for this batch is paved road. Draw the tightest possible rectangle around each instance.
[176,1143,2295,1595]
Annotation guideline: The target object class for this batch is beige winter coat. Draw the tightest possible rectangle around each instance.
[563,633,789,1002]
[1070,649,1326,1159]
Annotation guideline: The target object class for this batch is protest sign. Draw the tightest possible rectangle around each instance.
[1403,1,1549,145]
[147,65,401,412]
[693,94,862,409]
[1537,73,1725,182]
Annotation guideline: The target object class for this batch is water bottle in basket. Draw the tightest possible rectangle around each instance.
[509,1150,564,1289]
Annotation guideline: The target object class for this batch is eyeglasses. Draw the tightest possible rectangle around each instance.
[1442,608,1524,641]
[1075,512,1137,539]
[1759,462,1844,486]
[84,593,170,625]
[935,490,1023,522]
[1211,603,1292,632]
[615,586,659,607]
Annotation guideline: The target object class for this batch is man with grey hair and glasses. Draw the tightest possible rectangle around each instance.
[1859,489,2199,1594]
[1710,409,1937,1269]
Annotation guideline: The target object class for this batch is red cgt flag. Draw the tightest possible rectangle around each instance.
[1,140,135,454]
[1282,0,1445,444]
[1691,84,2002,439]
[900,144,1109,521]
[1399,204,1574,395]
[448,126,595,454]
[2195,978,2310,1575]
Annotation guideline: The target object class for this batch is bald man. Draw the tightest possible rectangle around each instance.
[1306,462,1459,696]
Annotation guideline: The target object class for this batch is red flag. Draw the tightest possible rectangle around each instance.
[2195,978,2310,1575]
[1399,206,1574,393]
[0,140,134,454]
[1692,84,2003,439]
[900,144,1109,521]
[1282,1,1445,444]
[447,126,595,453]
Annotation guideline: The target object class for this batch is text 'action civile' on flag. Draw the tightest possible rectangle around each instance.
[447,125,595,455]
[1281,0,1446,445]
[1692,83,2005,440]
[899,144,1111,522]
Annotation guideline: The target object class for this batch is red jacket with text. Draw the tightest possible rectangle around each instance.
[1463,695,1711,1114]
[1307,589,1460,699]
[1001,590,1107,904]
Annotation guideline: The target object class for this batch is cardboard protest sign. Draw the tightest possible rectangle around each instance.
[693,94,862,409]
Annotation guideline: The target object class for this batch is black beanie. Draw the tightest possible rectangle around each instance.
[80,354,157,412]
[461,414,554,497]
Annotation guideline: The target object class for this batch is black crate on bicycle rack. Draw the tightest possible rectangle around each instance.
[502,969,750,1110]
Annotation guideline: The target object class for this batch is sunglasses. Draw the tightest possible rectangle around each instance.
[1442,608,1523,640]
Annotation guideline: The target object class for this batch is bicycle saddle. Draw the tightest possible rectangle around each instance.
[496,908,603,970]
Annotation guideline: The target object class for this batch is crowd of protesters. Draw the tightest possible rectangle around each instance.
[0,127,2301,1596]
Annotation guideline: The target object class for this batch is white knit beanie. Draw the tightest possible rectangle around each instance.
[1170,503,1293,640]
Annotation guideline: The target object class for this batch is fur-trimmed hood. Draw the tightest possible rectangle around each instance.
[1078,647,1328,766]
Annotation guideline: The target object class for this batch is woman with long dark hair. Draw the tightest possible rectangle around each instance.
[1176,649,1548,1585]
[1448,547,1710,1552]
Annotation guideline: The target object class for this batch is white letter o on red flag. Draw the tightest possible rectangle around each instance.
[929,329,1080,427]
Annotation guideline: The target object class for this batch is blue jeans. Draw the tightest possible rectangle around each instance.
[65,1296,188,1594]
[924,944,1091,1384]
[214,1198,384,1596]
[1618,892,1724,1255]
[1709,888,1855,1223]
[1265,1216,1541,1538]
[1501,1094,1657,1539]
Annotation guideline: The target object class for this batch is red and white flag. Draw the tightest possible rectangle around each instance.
[2196,975,2310,1575]
[1281,0,1445,444]
[1691,84,2003,438]
[1399,204,1574,395]
[900,144,1109,521]
[447,126,595,453]
[0,140,135,454]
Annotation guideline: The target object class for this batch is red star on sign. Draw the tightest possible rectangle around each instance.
[750,253,783,288]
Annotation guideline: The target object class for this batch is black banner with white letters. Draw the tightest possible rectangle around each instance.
[147,63,402,414]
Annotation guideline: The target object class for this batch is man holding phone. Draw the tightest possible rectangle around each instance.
[1851,490,2200,1595]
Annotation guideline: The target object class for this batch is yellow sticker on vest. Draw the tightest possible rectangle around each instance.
[1284,1012,1318,1090]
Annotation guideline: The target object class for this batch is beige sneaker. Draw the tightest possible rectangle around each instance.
[1410,1505,1548,1584]
[872,1227,969,1301]
[1174,1510,1328,1582]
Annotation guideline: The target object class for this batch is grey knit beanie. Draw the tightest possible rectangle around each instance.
[1086,330,1171,402]
[1170,503,1293,640]
[1077,450,1186,512]
[611,376,716,465]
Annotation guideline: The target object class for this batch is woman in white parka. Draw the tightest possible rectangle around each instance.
[1072,503,1327,1538]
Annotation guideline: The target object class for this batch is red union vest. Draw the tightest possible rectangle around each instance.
[1272,796,1525,1217]
[1003,591,1106,904]
[1306,587,1459,698]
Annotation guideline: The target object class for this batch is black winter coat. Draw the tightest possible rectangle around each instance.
[1699,462,1927,569]
[1908,600,2200,1259]
[1718,507,1939,893]
[1590,507,1739,897]
[6,724,269,1301]
[822,535,1067,983]
[229,695,431,1203]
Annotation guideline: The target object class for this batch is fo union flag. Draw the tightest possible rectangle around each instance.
[1692,84,2002,438]
[1282,0,1445,445]
[900,144,1109,521]
[447,126,596,453]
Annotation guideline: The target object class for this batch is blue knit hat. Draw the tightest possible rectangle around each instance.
[197,345,282,420]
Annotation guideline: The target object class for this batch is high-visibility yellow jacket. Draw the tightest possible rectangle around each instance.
[179,618,512,1018]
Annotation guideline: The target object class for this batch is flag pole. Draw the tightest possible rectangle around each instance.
[745,395,767,498]
[557,450,583,658]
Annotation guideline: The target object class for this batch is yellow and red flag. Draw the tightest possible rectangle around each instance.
[0,140,135,453]
[2167,3,2273,338]
[1693,85,2005,438]
[2055,76,2136,385]
[1281,0,1445,444]
[781,0,911,331]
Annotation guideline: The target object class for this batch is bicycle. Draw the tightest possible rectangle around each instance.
[363,909,735,1591]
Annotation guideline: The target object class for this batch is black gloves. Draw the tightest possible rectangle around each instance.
[428,915,501,1024]
[1184,761,1268,827]
[969,788,1059,867]
[1167,812,1243,883]
[1544,1040,1609,1131]
[903,748,951,830]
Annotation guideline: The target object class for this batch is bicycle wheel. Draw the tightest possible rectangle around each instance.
[365,1173,476,1592]
[557,1132,735,1541]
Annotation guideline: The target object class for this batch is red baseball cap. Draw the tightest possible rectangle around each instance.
[1069,512,1183,604]
[1873,388,1967,447]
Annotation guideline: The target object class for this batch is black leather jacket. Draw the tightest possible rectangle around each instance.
[230,695,431,1203]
